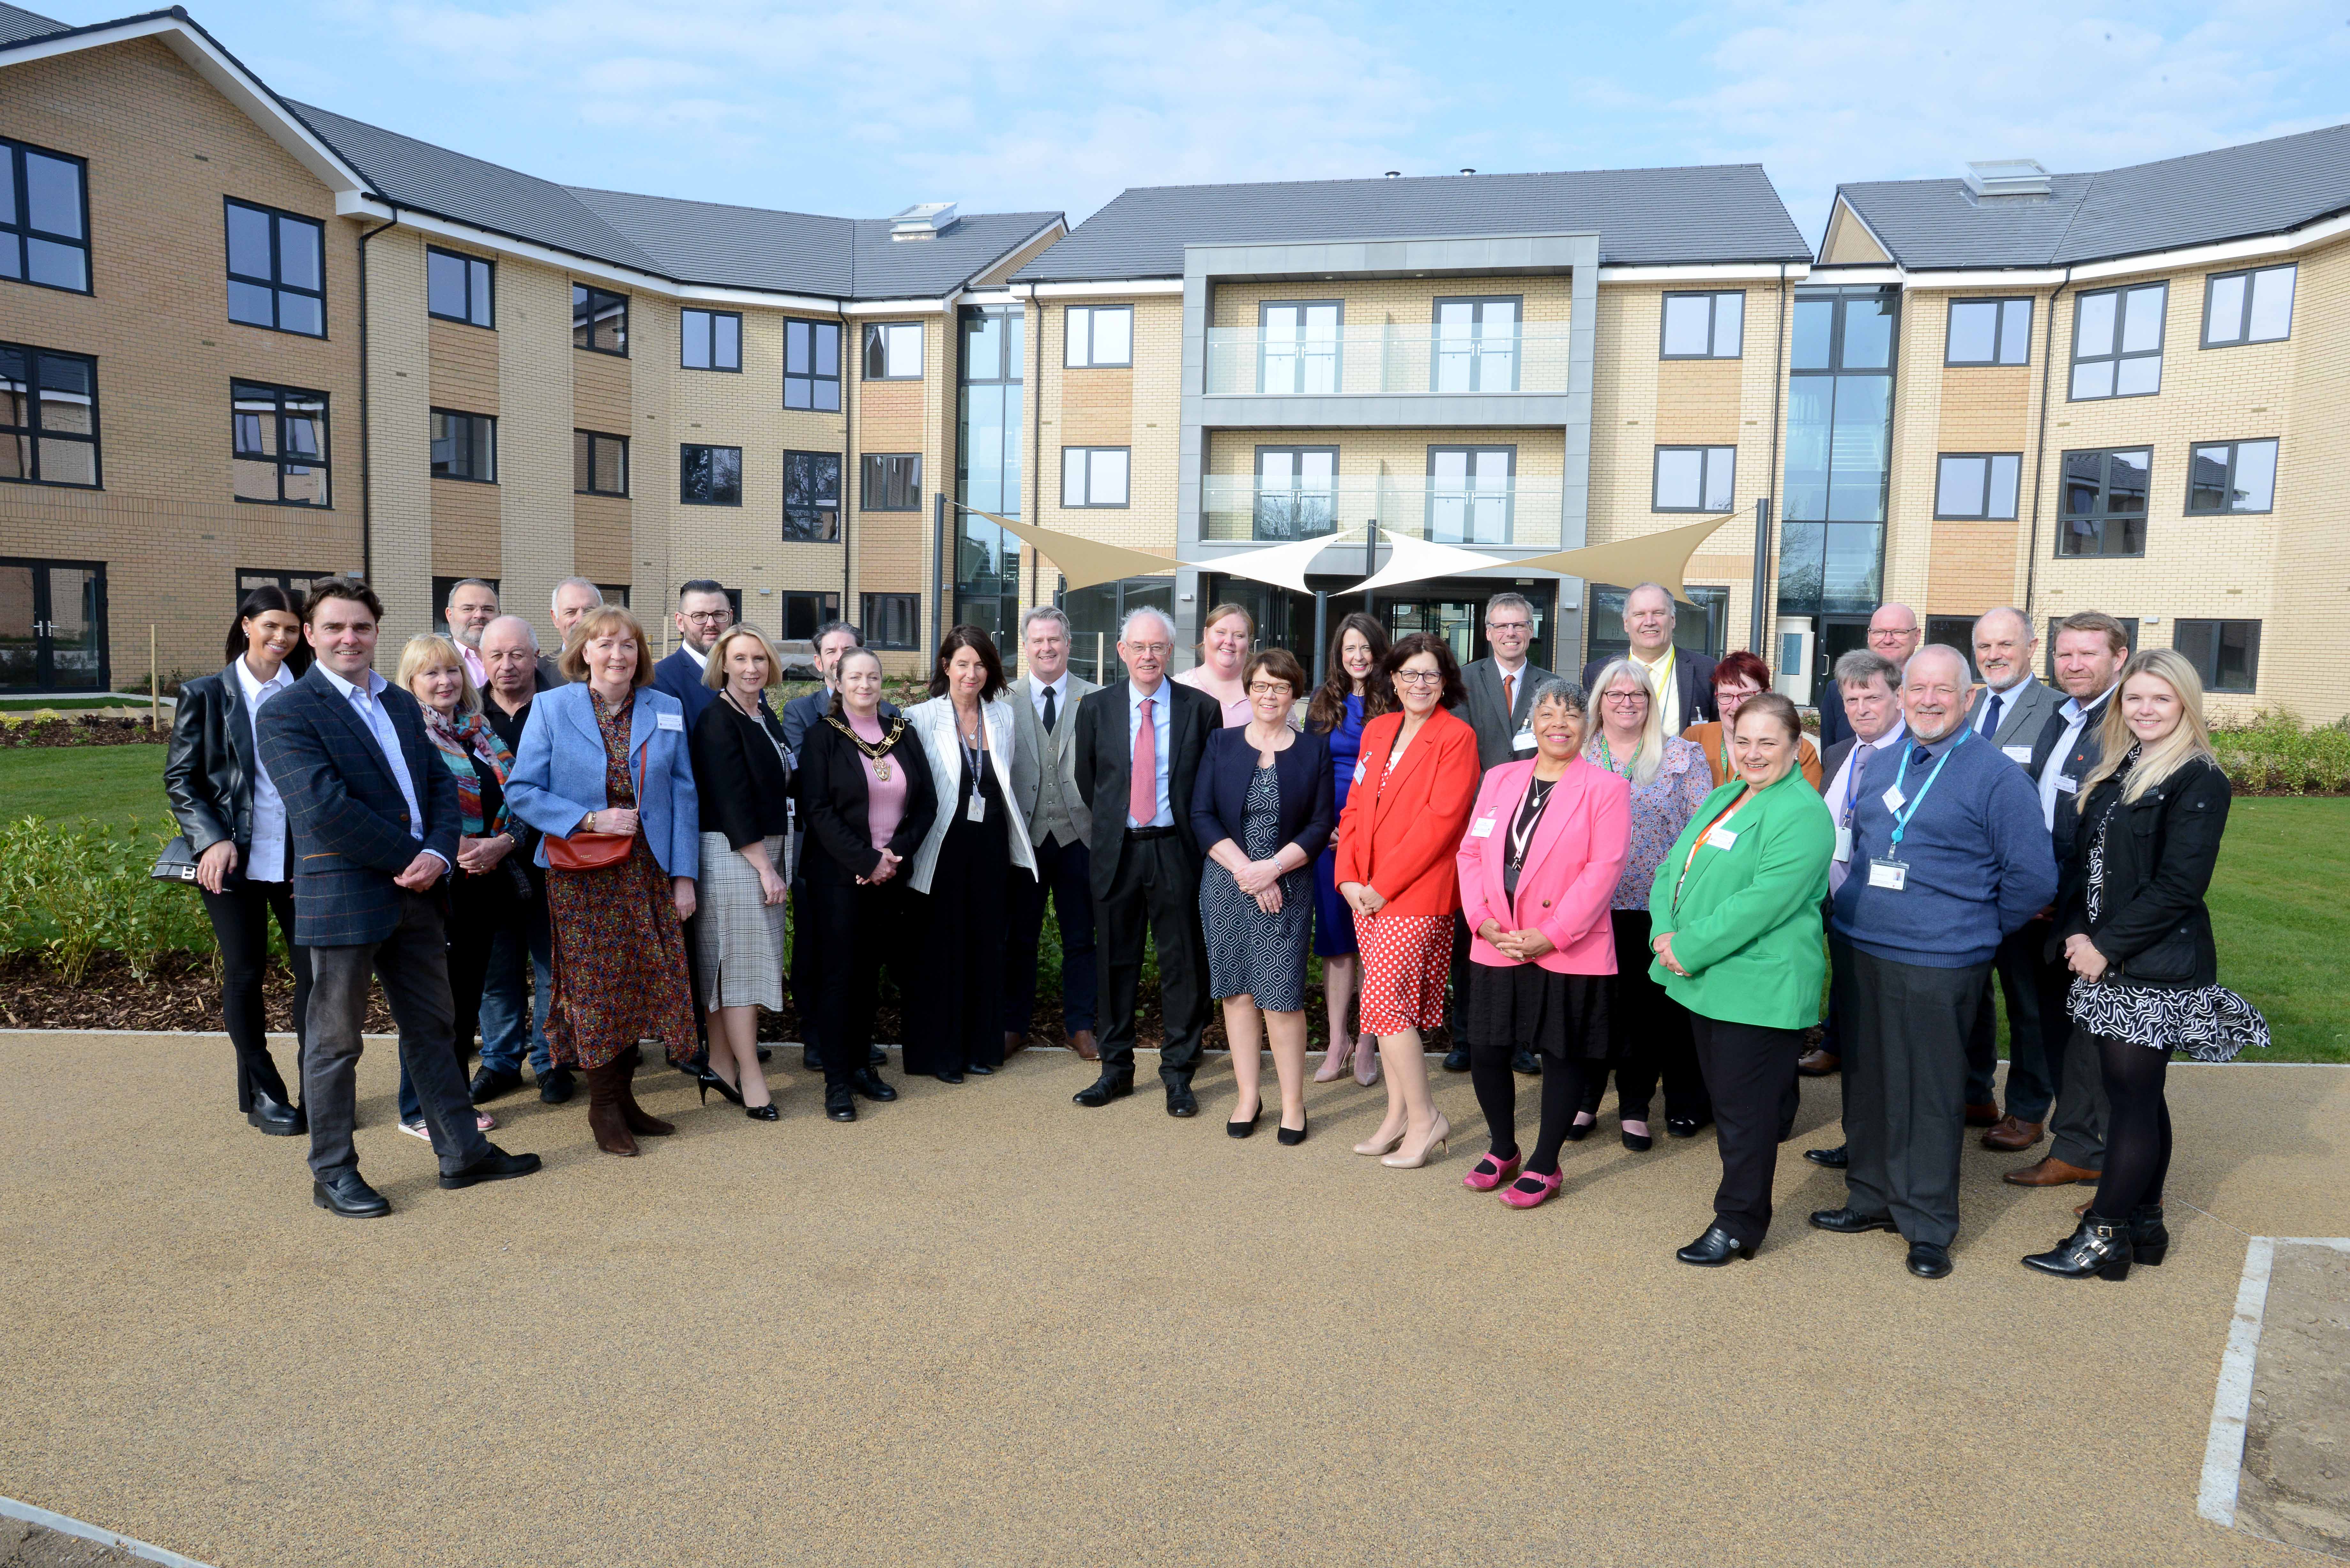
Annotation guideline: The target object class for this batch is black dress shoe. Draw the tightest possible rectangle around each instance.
[1511,1045,1543,1077]
[825,1083,857,1122]
[1277,1115,1308,1147]
[1563,1118,1595,1143]
[935,1069,966,1085]
[1441,1046,1471,1073]
[314,1171,390,1218]
[1804,1144,1849,1168]
[468,1066,524,1104]
[1666,1115,1712,1139]
[1164,1080,1198,1118]
[849,1069,898,1103]
[439,1146,542,1189]
[869,1045,887,1067]
[1073,1074,1133,1108]
[803,1045,825,1073]
[538,1067,575,1104]
[1809,1207,1898,1234]
[246,1090,305,1136]
[964,1062,994,1077]
[755,1045,773,1063]
[1907,1241,1953,1279]
[1622,1128,1653,1152]
[1675,1225,1753,1266]
[2021,1216,2134,1280]
[1227,1100,1261,1138]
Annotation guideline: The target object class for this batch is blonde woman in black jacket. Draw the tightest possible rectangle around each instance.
[2023,648,2267,1282]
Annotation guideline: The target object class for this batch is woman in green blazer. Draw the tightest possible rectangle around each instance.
[1648,691,1834,1267]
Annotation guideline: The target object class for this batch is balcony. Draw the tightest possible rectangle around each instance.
[1201,476,1564,547]
[1203,325,1574,397]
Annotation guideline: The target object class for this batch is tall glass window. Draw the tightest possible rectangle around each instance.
[1781,286,1896,615]
[954,305,1024,643]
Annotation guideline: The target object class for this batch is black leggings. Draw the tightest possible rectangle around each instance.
[2089,1033,2173,1217]
[1471,1036,1591,1177]
[198,878,310,1110]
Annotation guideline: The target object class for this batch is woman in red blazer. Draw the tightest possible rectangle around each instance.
[1333,632,1482,1170]
[1453,677,1630,1208]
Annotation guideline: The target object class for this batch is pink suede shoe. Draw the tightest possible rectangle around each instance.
[1462,1151,1523,1192]
[1499,1169,1563,1209]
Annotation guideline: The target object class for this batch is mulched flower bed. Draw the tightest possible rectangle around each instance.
[0,714,172,747]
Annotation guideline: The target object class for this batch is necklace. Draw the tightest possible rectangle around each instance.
[827,712,907,781]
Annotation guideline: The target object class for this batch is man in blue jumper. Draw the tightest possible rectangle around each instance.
[1811,644,2057,1279]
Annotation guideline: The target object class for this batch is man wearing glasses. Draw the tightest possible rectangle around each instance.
[652,578,734,727]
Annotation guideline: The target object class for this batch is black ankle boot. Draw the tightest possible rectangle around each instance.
[2021,1215,2134,1280]
[2128,1204,2169,1267]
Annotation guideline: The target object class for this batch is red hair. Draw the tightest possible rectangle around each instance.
[1712,649,1771,694]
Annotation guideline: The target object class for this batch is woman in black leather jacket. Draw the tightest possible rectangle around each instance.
[163,584,314,1135]
[2022,648,2267,1282]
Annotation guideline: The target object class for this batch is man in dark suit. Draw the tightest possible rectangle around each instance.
[1449,591,1554,1075]
[651,578,731,728]
[1815,602,1922,749]
[470,614,567,1107]
[255,578,539,1218]
[1579,582,1717,739]
[536,577,603,687]
[1070,606,1218,1117]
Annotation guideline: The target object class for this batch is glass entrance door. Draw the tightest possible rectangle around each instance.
[1381,597,1484,669]
[0,559,107,692]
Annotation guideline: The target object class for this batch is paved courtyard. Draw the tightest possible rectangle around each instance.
[2,1031,2342,1567]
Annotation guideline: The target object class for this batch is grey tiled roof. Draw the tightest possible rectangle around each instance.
[0,1,67,44]
[1837,123,2350,269]
[1014,164,1810,281]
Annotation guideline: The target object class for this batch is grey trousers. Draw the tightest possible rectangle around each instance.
[1844,949,1990,1248]
[304,889,491,1181]
[2047,1017,2113,1170]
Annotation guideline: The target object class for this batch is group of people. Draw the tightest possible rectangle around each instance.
[165,574,2266,1281]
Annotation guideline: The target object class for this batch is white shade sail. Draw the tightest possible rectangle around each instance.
[1346,532,1514,596]
[1204,528,1366,595]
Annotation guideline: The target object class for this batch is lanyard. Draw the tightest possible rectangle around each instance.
[1673,788,1751,908]
[1887,730,1969,848]
[1596,737,1634,778]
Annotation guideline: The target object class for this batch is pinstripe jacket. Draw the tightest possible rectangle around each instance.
[256,664,461,948]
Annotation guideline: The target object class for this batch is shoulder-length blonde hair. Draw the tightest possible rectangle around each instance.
[558,605,654,687]
[2079,647,2215,803]
[397,633,480,714]
[1582,657,1664,784]
[701,623,783,690]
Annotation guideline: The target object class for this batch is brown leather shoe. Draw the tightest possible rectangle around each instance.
[1003,1030,1027,1060]
[1981,1114,2045,1152]
[2004,1156,2101,1187]
[1796,1048,1840,1077]
[1069,1029,1099,1062]
[1964,1101,2001,1127]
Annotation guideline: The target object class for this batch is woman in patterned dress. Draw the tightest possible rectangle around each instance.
[506,605,701,1157]
[1307,613,1391,1086]
[2023,648,2268,1280]
[1192,648,1334,1144]
[1332,632,1482,1170]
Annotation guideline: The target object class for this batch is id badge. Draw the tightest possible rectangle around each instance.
[2056,773,2079,795]
[2002,744,2034,765]
[1512,728,1536,752]
[1880,785,1907,814]
[1705,826,1738,851]
[1353,761,1367,785]
[1867,857,1908,891]
[656,711,685,731]
[967,793,987,824]
[1833,824,1853,864]
[1470,816,1497,839]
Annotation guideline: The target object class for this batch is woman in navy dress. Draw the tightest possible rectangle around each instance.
[1307,613,1391,1085]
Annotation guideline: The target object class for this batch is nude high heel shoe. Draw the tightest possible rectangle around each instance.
[1380,1112,1450,1169]
[1353,1123,1406,1157]
[1314,1040,1352,1084]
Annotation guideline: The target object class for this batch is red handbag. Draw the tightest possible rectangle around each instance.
[546,746,645,871]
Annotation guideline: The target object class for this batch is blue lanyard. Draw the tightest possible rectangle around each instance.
[1886,730,1968,849]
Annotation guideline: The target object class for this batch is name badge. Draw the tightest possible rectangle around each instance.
[657,711,685,731]
[1833,824,1854,864]
[1470,816,1497,839]
[2003,744,2034,765]
[1705,826,1738,851]
[1880,785,1907,815]
[1512,729,1536,752]
[1867,857,1908,891]
[967,793,987,824]
[2056,773,2080,795]
[1353,761,1367,785]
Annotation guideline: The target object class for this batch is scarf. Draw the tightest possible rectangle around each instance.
[422,705,515,837]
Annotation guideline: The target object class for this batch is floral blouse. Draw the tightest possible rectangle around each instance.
[1587,734,1712,910]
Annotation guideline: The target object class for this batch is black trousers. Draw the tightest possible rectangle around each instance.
[1587,909,1709,1124]
[1844,950,1990,1247]
[398,871,517,1122]
[1967,921,2058,1121]
[1095,833,1208,1083]
[1448,914,1474,1053]
[2042,933,2112,1171]
[1005,834,1098,1037]
[806,868,914,1091]
[1690,1014,1804,1248]
[198,878,311,1111]
[789,829,823,1055]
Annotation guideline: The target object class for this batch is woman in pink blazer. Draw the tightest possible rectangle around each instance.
[1453,676,1631,1209]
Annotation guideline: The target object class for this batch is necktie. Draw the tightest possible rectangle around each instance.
[1129,697,1157,827]
[1981,690,2005,738]
[1042,683,1058,733]
[1501,672,1515,716]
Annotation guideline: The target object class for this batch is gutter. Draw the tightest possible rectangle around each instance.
[2020,266,2073,627]
[355,202,399,583]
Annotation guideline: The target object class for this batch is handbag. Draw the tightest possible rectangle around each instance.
[545,746,647,871]
[151,833,205,885]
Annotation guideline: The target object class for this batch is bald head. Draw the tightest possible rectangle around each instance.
[478,614,540,704]
[1902,644,1972,742]
[1867,602,1922,662]
[1971,606,2035,692]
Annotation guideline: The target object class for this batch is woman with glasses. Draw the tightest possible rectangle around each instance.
[1306,613,1392,1086]
[1680,650,1822,789]
[1192,648,1335,1144]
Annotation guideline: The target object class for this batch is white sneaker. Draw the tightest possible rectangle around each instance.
[397,1119,432,1141]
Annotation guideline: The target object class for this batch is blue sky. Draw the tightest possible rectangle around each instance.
[48,0,2350,244]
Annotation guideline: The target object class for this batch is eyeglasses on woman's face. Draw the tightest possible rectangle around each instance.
[1393,668,1444,688]
[1247,681,1292,699]
[1603,689,1649,707]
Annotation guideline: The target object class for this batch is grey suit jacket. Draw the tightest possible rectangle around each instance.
[1458,656,1554,772]
[1967,675,2064,760]
[1010,671,1096,845]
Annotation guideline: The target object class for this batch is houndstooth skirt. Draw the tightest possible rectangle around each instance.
[695,832,791,1012]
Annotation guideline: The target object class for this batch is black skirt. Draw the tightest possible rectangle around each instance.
[1467,964,1610,1062]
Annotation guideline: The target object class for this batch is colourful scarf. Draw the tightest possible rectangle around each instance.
[422,705,515,837]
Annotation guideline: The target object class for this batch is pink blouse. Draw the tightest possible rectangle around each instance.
[1177,666,1252,727]
[852,711,908,853]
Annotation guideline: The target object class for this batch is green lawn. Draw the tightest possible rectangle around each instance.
[2,744,172,829]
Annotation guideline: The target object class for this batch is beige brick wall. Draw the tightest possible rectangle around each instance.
[1028,294,1182,599]
[846,309,947,673]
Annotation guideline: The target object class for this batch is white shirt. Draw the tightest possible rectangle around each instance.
[2037,685,2114,833]
[1825,718,1907,895]
[1974,672,2039,738]
[1029,671,1071,725]
[1632,646,1680,735]
[233,656,294,882]
[1126,678,1175,829]
[681,643,709,670]
[458,641,487,690]
[315,663,447,872]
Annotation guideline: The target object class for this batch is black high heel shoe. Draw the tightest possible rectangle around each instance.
[697,1069,744,1107]
[1277,1114,1308,1147]
[745,1102,779,1122]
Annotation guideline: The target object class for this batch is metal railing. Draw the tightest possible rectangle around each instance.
[1200,476,1564,547]
[1203,324,1574,396]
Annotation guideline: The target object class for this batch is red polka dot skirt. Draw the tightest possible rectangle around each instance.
[1353,911,1453,1034]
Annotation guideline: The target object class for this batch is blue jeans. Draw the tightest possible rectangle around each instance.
[477,898,554,1079]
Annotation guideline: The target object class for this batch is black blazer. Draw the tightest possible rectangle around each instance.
[1072,678,1218,900]
[1816,681,1853,750]
[164,663,270,855]
[1580,649,1718,728]
[1189,725,1336,867]
[2054,752,2229,989]
[2031,687,2115,857]
[795,712,936,886]
[691,696,793,848]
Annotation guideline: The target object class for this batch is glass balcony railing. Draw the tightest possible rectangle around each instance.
[1203,325,1574,396]
[1201,476,1564,547]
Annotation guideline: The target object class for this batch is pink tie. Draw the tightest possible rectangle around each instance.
[1130,697,1157,826]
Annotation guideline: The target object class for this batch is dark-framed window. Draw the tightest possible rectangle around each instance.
[680,443,741,505]
[0,343,99,488]
[1945,297,2031,366]
[1065,304,1133,367]
[777,591,840,643]
[785,320,841,409]
[2185,438,2277,515]
[1253,445,1338,540]
[572,284,627,355]
[596,583,631,607]
[1429,444,1514,544]
[1652,444,1734,512]
[232,381,328,507]
[430,575,502,637]
[1923,618,1983,682]
[681,309,741,371]
[1057,574,1174,684]
[1660,291,1742,359]
[2043,617,2138,682]
[2057,447,2150,558]
[1934,452,2021,519]
[862,321,922,379]
[429,409,495,483]
[2174,620,2260,693]
[2070,282,2165,400]
[225,198,324,336]
[425,247,493,328]
[860,452,920,511]
[1259,300,1340,394]
[0,137,90,294]
[862,592,920,651]
[1434,296,1522,390]
[783,450,841,541]
[572,429,627,496]
[1586,582,1728,665]
[1061,446,1129,507]
[237,568,334,606]
[2202,265,2294,348]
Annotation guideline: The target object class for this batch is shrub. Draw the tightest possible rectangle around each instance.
[0,816,214,982]
[2211,712,2350,796]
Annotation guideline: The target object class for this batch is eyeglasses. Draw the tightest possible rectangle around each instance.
[1394,669,1444,687]
[1485,620,1532,634]
[1602,691,1648,705]
[1123,642,1172,657]
[682,611,730,626]
[1247,682,1293,698]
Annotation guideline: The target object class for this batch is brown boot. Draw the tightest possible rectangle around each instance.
[585,1061,638,1157]
[1069,1029,1099,1062]
[1964,1101,2001,1128]
[1981,1114,2045,1152]
[2004,1155,2100,1187]
[614,1048,676,1138]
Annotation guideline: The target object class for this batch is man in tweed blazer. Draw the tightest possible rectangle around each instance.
[257,578,539,1218]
